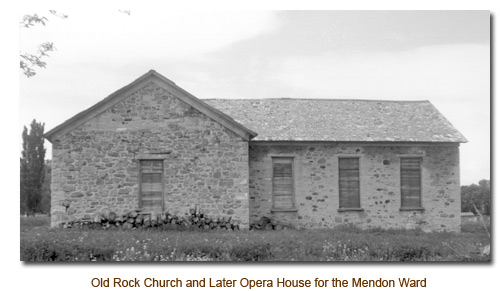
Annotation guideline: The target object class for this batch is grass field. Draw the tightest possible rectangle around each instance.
[20,216,490,262]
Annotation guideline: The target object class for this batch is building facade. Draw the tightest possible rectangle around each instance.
[46,70,466,231]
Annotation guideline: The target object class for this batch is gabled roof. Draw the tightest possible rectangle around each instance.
[204,98,467,143]
[45,70,257,142]
[45,70,466,144]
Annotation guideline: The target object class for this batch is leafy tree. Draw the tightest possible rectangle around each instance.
[20,120,46,215]
[20,11,68,77]
[461,179,490,215]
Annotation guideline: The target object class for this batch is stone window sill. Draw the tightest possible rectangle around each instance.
[400,207,425,211]
[271,208,298,213]
[337,208,364,212]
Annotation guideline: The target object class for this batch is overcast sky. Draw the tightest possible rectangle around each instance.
[19,10,490,185]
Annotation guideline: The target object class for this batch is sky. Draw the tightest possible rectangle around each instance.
[19,10,490,185]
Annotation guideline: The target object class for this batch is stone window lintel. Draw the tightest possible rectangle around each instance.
[135,154,170,160]
[399,207,425,211]
[337,207,364,212]
[397,154,424,158]
[271,208,298,213]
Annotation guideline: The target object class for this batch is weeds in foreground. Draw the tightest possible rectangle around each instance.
[20,216,490,262]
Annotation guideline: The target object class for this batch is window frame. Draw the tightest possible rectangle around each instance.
[271,156,297,212]
[399,156,424,211]
[337,156,363,211]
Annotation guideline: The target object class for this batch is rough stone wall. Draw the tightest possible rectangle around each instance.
[249,143,461,232]
[50,82,249,227]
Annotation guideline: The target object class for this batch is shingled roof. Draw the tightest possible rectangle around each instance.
[204,99,467,143]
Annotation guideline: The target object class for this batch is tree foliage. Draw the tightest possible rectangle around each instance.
[461,179,490,215]
[20,42,56,78]
[20,13,49,28]
[20,10,129,77]
[20,120,46,215]
[20,11,68,77]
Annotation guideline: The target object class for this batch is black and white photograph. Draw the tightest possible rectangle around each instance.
[17,9,490,265]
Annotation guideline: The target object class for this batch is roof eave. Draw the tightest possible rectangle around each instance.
[249,139,466,144]
[44,70,257,143]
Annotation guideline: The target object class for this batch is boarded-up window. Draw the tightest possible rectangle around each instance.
[400,158,422,208]
[272,157,295,209]
[140,160,164,212]
[339,158,360,208]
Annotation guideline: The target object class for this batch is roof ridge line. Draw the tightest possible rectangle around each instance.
[203,98,430,102]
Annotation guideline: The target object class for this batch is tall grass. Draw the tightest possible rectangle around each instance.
[20,217,490,262]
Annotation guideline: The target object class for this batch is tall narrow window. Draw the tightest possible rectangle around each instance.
[140,160,164,213]
[339,158,360,209]
[272,157,295,210]
[400,158,422,208]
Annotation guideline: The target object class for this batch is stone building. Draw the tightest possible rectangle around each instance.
[45,70,467,231]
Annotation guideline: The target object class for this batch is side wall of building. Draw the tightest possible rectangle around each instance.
[249,143,461,232]
[50,82,249,227]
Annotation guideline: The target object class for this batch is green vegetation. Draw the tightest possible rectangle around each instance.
[461,179,490,215]
[20,119,46,215]
[461,218,491,234]
[20,11,68,77]
[20,217,489,262]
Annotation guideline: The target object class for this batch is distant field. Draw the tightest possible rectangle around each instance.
[20,216,490,262]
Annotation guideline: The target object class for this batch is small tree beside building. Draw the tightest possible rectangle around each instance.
[20,119,46,215]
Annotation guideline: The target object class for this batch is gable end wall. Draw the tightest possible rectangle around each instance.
[50,82,249,228]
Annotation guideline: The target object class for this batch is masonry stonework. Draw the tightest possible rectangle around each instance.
[249,143,460,232]
[46,71,467,232]
[50,82,250,227]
